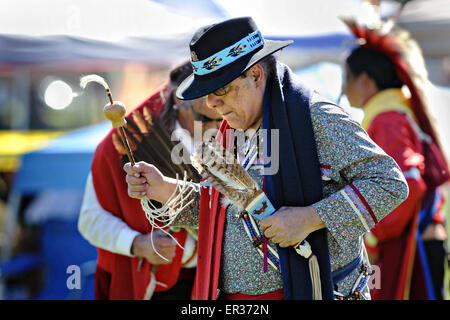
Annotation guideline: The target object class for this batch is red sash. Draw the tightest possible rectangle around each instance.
[194,121,232,300]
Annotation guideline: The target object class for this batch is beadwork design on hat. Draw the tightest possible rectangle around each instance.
[176,17,292,100]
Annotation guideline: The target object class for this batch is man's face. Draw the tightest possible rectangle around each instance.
[205,66,265,130]
[192,97,222,131]
[191,97,221,121]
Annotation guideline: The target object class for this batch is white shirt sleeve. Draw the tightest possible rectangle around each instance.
[78,172,141,257]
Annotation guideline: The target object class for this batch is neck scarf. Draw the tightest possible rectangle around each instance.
[262,62,333,299]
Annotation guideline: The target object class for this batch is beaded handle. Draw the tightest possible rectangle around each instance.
[246,192,313,260]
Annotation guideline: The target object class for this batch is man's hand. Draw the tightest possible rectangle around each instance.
[260,206,325,247]
[131,230,176,265]
[124,161,175,204]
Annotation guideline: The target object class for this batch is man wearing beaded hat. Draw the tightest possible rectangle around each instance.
[124,16,409,300]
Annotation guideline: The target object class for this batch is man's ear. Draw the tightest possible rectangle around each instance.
[359,72,370,84]
[360,72,378,89]
[248,64,265,85]
[359,72,379,94]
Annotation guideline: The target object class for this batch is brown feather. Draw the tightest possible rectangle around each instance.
[132,109,150,135]
[112,132,127,155]
[191,140,259,210]
[117,107,201,183]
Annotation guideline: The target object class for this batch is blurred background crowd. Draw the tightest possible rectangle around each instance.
[0,0,449,300]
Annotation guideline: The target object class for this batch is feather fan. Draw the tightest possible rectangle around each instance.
[191,138,261,211]
[113,106,201,183]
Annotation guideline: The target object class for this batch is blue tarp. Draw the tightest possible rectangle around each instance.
[3,122,108,299]
[13,121,111,194]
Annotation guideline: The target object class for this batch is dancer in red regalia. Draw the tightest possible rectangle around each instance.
[78,61,221,299]
[342,17,449,300]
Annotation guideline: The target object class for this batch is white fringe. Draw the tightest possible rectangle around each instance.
[143,271,156,300]
[295,241,322,300]
[143,270,167,300]
[140,171,199,261]
[309,254,322,300]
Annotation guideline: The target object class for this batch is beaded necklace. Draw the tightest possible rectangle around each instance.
[234,129,281,273]
[333,262,370,300]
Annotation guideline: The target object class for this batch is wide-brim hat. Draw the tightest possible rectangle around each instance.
[176,17,292,100]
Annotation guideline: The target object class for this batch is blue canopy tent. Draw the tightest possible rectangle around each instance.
[0,121,111,300]
[13,121,111,193]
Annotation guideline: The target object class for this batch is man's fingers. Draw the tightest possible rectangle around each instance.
[123,162,138,176]
[264,225,280,242]
[279,240,293,248]
[140,232,177,265]
[269,234,284,245]
[133,161,157,175]
[151,231,177,247]
[150,254,172,265]
[124,161,157,178]
[263,226,276,239]
[154,245,176,257]
[126,174,147,186]
[259,207,287,230]
[152,246,176,264]
[126,171,148,199]
[128,184,148,194]
[260,215,274,231]
[153,237,176,248]
[128,190,146,199]
[156,258,171,265]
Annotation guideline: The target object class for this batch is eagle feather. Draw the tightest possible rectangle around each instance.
[191,139,259,211]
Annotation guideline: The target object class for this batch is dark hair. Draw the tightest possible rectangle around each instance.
[160,61,194,131]
[346,47,403,91]
[258,54,277,79]
[240,54,277,80]
[169,61,193,86]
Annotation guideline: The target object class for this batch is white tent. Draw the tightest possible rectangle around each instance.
[397,0,450,86]
[0,0,361,71]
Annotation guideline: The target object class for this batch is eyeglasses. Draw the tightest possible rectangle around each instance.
[211,71,248,97]
[212,83,232,96]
